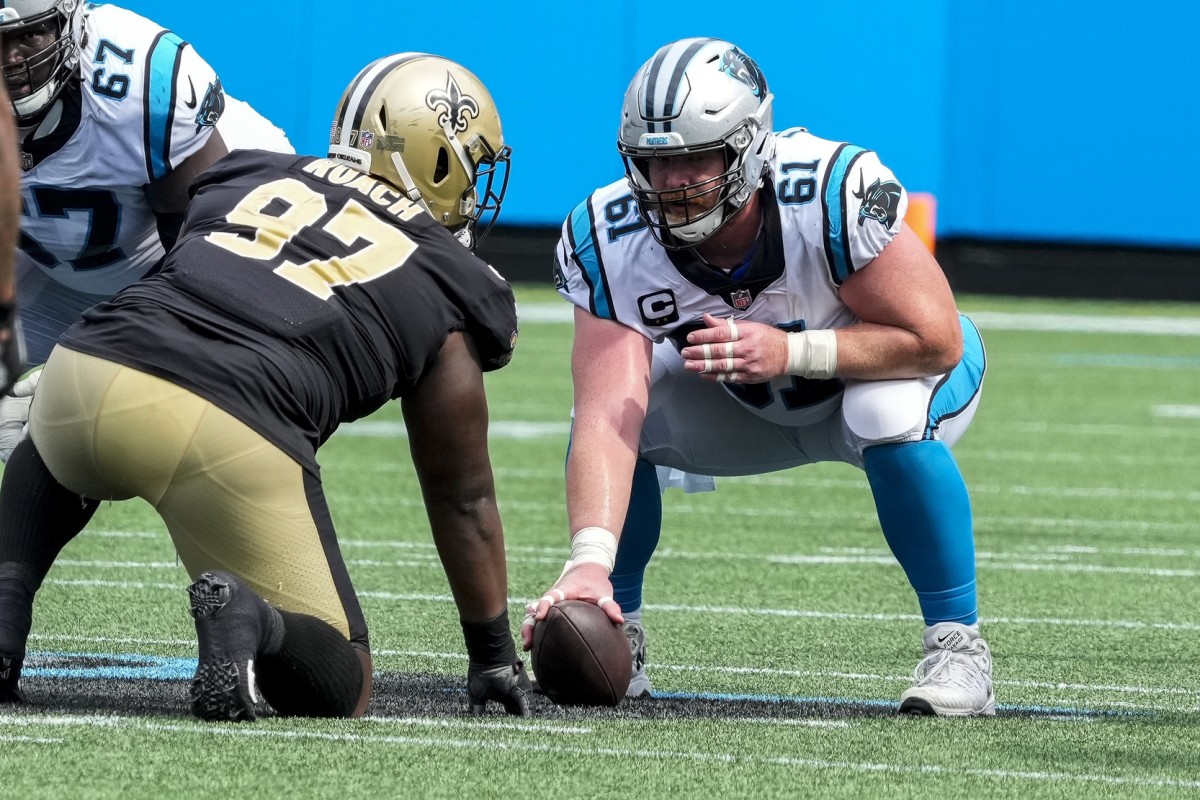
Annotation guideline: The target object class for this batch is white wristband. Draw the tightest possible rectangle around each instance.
[785,329,838,379]
[568,526,619,573]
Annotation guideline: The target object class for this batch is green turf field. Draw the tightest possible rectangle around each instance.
[2,284,1199,799]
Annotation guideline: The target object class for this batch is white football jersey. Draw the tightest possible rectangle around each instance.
[15,4,294,363]
[554,128,909,425]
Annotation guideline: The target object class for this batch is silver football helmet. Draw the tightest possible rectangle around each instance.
[618,38,775,249]
[0,0,82,125]
[328,53,510,250]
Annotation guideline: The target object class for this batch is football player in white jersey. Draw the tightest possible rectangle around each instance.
[524,38,993,716]
[0,0,293,459]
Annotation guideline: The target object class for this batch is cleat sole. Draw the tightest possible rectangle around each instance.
[190,660,256,722]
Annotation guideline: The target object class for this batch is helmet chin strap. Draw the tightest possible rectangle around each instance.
[388,151,436,220]
[668,206,726,246]
[18,97,64,140]
[13,77,61,126]
[389,150,474,250]
[442,125,478,219]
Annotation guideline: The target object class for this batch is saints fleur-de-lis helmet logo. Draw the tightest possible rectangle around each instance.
[426,74,480,133]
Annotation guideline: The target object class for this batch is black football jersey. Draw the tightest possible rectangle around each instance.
[59,149,519,471]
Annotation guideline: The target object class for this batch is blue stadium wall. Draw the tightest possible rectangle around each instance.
[124,1,1200,299]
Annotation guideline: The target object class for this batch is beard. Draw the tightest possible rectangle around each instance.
[658,185,721,224]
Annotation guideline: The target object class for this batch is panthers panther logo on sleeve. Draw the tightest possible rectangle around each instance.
[195,77,225,130]
[853,170,902,229]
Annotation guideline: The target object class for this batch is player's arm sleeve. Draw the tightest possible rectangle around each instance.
[553,197,618,322]
[143,38,232,249]
[823,147,908,285]
[142,35,225,182]
[457,259,519,372]
[468,284,519,372]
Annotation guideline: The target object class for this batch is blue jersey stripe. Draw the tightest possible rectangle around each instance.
[569,199,615,320]
[823,144,866,284]
[927,314,987,434]
[144,31,185,181]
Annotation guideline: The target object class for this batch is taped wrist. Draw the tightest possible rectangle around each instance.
[461,607,517,668]
[568,526,618,573]
[785,329,838,379]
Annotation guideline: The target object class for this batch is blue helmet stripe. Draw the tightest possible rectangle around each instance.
[822,144,867,285]
[926,314,987,435]
[143,31,185,181]
[568,197,615,321]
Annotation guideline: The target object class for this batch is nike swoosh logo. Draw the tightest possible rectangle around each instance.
[184,77,197,109]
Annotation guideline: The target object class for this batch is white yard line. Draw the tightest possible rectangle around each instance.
[1154,404,1200,418]
[52,544,1200,578]
[3,714,1199,791]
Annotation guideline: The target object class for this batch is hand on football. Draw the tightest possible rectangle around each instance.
[466,659,533,717]
[520,562,622,650]
[679,312,788,384]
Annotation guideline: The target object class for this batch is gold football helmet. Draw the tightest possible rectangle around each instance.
[328,53,510,249]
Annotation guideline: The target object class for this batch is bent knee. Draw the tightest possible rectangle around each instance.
[843,379,929,445]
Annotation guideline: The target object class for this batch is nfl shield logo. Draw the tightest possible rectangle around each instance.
[731,289,752,310]
[359,131,374,148]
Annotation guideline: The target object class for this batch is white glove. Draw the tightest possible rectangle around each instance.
[0,365,43,464]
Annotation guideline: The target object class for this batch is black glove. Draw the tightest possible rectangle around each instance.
[467,660,533,717]
[0,297,22,397]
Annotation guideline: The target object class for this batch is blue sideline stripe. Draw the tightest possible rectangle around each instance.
[26,651,1156,719]
[24,651,195,681]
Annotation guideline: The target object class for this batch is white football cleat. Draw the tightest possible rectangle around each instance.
[899,622,995,717]
[622,620,652,698]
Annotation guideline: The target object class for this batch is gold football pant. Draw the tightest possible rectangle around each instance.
[29,346,368,648]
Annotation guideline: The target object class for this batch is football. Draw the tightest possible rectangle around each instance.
[531,600,632,706]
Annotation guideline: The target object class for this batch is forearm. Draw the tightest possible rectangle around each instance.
[566,310,652,538]
[427,497,509,622]
[565,414,641,539]
[821,320,962,380]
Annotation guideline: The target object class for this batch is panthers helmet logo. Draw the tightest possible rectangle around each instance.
[853,171,902,229]
[719,47,766,98]
[426,74,480,134]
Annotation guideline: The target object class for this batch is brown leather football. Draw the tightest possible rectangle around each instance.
[531,600,632,706]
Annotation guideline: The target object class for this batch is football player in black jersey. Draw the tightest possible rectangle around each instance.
[0,53,531,720]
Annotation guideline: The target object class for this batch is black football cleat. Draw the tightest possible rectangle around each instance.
[0,654,24,704]
[187,571,277,722]
[0,573,35,705]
